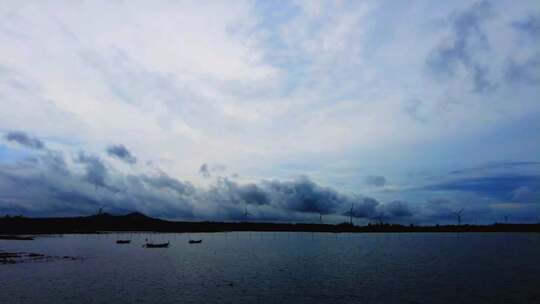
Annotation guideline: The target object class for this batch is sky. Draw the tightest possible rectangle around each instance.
[0,0,539,224]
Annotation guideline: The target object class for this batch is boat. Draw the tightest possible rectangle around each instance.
[188,239,202,244]
[116,240,131,244]
[143,242,170,248]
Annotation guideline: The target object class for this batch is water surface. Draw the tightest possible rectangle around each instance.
[1,232,539,303]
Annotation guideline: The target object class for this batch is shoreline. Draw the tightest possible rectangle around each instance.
[2,213,540,235]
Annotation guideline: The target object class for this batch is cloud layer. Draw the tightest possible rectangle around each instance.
[0,1,539,223]
[1,131,539,223]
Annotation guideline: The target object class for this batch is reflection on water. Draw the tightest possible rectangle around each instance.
[1,232,540,304]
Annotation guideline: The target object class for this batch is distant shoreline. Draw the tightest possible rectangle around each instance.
[1,213,540,235]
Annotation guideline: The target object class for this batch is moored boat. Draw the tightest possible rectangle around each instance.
[116,240,131,244]
[188,239,202,244]
[144,241,170,248]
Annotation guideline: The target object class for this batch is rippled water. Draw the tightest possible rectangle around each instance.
[1,232,540,304]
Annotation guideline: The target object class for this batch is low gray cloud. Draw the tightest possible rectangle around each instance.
[235,183,270,206]
[0,149,195,218]
[205,176,376,216]
[343,197,380,219]
[380,200,413,218]
[199,163,227,179]
[206,178,270,206]
[0,133,379,220]
[365,175,387,187]
[449,161,540,175]
[199,163,211,178]
[2,132,539,224]
[75,152,109,189]
[402,99,427,123]
[106,144,137,164]
[140,173,196,196]
[0,144,384,221]
[510,186,540,204]
[420,174,540,203]
[264,176,356,215]
[4,131,45,150]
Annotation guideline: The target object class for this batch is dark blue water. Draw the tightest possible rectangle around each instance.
[1,232,540,304]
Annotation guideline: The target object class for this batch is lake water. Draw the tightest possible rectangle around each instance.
[1,232,540,304]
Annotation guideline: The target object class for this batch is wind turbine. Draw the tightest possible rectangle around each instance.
[454,209,464,226]
[349,203,354,225]
[376,213,385,226]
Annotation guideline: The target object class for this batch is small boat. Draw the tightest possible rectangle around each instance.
[188,240,202,244]
[143,242,170,248]
[116,240,131,244]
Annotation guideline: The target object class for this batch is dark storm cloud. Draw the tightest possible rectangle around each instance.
[379,201,413,218]
[75,152,108,189]
[0,149,197,218]
[365,175,387,187]
[106,144,137,164]
[264,176,352,214]
[4,131,45,150]
[205,178,270,207]
[52,190,103,211]
[427,1,494,93]
[140,173,196,196]
[206,176,380,218]
[236,183,270,206]
[0,138,385,220]
[199,163,211,178]
[2,149,538,222]
[342,196,380,219]
[2,132,536,223]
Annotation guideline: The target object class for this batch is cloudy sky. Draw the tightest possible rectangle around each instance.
[1,0,539,224]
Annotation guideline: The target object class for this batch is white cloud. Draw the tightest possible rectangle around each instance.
[0,0,539,192]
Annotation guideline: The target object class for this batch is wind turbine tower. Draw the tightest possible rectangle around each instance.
[349,203,354,225]
[454,209,464,226]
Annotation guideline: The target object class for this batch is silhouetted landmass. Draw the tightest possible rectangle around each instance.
[0,250,82,264]
[0,235,34,240]
[1,213,539,235]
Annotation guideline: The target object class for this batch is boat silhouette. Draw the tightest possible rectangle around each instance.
[143,241,170,248]
[188,239,202,244]
[116,240,131,244]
